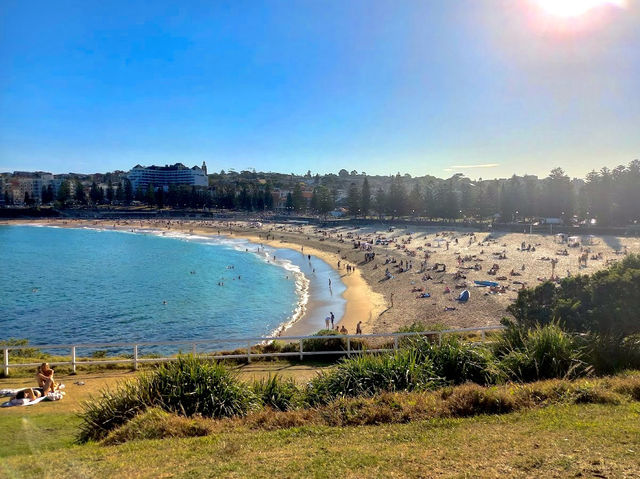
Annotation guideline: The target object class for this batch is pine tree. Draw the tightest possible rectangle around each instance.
[106,179,114,203]
[361,176,371,218]
[292,183,305,212]
[156,187,164,208]
[123,179,133,205]
[347,182,360,216]
[57,180,71,203]
[145,184,155,205]
[90,182,102,204]
[374,187,387,219]
[408,183,422,217]
[74,180,86,204]
[264,183,274,210]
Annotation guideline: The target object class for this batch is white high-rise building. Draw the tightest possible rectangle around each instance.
[128,162,208,191]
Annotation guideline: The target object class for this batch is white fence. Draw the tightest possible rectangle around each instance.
[2,325,505,376]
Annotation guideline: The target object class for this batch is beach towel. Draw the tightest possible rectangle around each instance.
[1,396,47,407]
[0,388,65,407]
[0,388,21,397]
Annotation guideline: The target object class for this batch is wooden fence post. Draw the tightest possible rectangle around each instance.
[3,349,8,377]
[71,346,77,373]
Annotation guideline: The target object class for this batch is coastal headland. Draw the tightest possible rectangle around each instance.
[8,217,640,336]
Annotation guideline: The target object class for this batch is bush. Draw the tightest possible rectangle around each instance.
[0,338,42,359]
[410,337,501,386]
[78,356,257,442]
[306,349,439,405]
[496,323,586,381]
[252,375,303,411]
[301,330,365,355]
[397,322,447,333]
[507,254,640,336]
[79,379,152,443]
[146,356,257,418]
[582,334,640,375]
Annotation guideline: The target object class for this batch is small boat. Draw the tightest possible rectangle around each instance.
[474,280,499,287]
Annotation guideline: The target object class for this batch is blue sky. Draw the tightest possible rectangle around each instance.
[1,0,638,178]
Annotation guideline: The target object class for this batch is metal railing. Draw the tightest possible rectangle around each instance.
[2,325,505,376]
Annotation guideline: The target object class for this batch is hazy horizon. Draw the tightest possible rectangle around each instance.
[1,160,638,182]
[1,0,639,178]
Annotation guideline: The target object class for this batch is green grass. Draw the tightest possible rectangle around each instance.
[2,403,639,478]
[0,412,81,458]
[2,370,640,477]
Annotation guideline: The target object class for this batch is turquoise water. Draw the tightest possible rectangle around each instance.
[0,225,345,351]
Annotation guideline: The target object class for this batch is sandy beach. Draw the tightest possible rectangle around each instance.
[9,218,640,336]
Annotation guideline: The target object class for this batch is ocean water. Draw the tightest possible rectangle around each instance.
[0,225,345,352]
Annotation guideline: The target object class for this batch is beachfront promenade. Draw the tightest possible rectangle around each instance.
[2,326,505,376]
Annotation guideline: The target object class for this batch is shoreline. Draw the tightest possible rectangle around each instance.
[5,219,375,336]
[228,231,385,335]
[7,217,638,336]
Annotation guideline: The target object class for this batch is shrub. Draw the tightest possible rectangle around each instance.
[410,337,501,386]
[252,375,303,411]
[397,322,447,333]
[146,356,257,418]
[496,323,586,381]
[0,338,42,359]
[581,334,640,375]
[302,330,365,356]
[78,355,257,442]
[306,349,439,405]
[78,379,152,443]
[507,254,640,336]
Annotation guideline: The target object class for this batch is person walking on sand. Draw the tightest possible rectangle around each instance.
[356,321,363,335]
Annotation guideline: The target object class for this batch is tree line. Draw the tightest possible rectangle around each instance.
[25,159,640,225]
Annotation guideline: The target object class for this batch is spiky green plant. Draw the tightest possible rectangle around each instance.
[306,349,439,405]
[409,336,501,385]
[496,323,586,381]
[252,375,303,411]
[78,355,257,442]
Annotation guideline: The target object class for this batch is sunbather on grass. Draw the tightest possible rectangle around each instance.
[36,362,58,395]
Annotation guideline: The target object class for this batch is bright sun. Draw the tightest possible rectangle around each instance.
[537,0,625,17]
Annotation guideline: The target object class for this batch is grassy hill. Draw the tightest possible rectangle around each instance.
[2,365,639,478]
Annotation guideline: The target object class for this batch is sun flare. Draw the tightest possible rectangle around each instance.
[536,0,625,17]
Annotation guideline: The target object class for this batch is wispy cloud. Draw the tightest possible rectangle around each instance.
[444,163,499,172]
